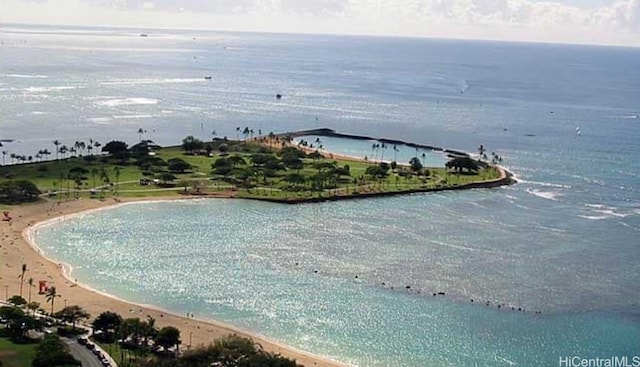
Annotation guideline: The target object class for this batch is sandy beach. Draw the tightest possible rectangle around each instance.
[1,196,347,367]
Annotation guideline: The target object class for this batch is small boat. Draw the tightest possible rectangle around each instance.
[140,33,148,37]
[276,94,283,100]
[204,76,212,80]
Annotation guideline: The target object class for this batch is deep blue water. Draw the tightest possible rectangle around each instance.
[4,24,639,366]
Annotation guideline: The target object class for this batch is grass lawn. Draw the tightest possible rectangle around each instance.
[0,139,502,203]
[0,337,38,367]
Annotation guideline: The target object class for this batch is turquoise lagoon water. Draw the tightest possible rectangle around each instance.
[295,135,448,166]
[4,24,640,366]
[33,198,640,366]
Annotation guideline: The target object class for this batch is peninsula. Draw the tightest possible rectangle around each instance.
[0,128,514,205]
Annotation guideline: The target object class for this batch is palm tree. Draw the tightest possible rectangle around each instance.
[235,127,240,141]
[27,277,34,307]
[27,301,40,316]
[41,149,51,161]
[53,140,61,160]
[114,166,122,197]
[59,145,68,159]
[1,150,6,165]
[18,264,27,298]
[45,286,60,315]
[478,144,486,158]
[137,128,145,142]
[242,127,250,142]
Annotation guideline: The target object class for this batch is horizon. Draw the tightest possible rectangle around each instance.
[3,21,640,50]
[1,0,639,48]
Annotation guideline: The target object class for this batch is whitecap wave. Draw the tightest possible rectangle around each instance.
[96,98,159,107]
[24,86,80,92]
[519,179,571,189]
[88,117,113,124]
[578,215,611,220]
[581,204,640,220]
[4,74,48,79]
[113,114,153,119]
[526,188,562,201]
[100,78,204,86]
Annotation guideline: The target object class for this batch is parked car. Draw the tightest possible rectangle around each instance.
[77,337,88,345]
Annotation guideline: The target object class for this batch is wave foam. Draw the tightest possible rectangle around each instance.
[88,117,113,124]
[526,189,562,201]
[4,74,47,79]
[101,78,204,86]
[24,86,80,93]
[519,179,571,189]
[96,98,159,107]
[113,114,153,119]
[582,204,640,220]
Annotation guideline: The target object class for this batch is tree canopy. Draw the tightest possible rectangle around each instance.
[181,136,205,154]
[156,326,181,356]
[54,305,90,330]
[409,157,423,172]
[32,334,81,367]
[0,180,41,204]
[167,158,192,173]
[138,335,299,367]
[92,311,123,335]
[102,141,129,155]
[446,156,479,173]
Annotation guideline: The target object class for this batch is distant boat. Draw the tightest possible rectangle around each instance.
[276,94,283,100]
[204,76,212,80]
[140,33,148,37]
[576,126,581,136]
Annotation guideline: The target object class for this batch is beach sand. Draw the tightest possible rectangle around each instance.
[0,197,347,367]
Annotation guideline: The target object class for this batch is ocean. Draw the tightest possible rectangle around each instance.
[4,24,639,366]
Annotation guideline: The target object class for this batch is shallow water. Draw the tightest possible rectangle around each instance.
[4,24,640,366]
[33,199,640,366]
[295,135,448,166]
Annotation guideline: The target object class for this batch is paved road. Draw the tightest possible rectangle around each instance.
[63,338,104,367]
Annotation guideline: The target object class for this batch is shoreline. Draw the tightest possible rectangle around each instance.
[3,197,349,367]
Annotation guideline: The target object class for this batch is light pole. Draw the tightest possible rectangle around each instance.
[4,285,7,300]
[63,298,67,308]
[189,332,192,350]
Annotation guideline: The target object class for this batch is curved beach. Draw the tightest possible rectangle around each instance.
[3,197,348,367]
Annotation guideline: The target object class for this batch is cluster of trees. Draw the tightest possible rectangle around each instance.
[137,335,299,367]
[445,156,480,173]
[0,305,40,341]
[32,335,81,367]
[91,311,299,366]
[0,180,40,204]
[2,139,104,166]
[92,311,182,362]
[211,145,352,191]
